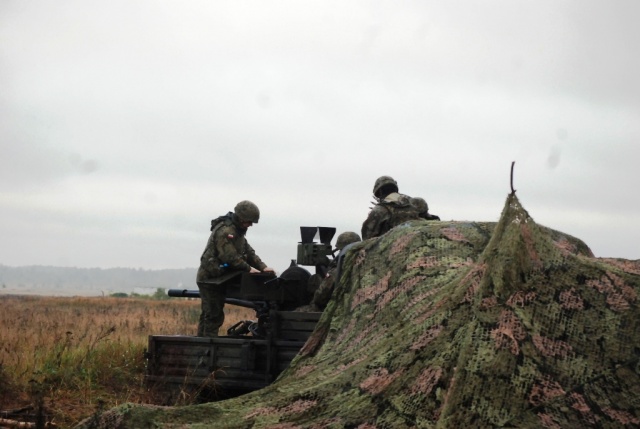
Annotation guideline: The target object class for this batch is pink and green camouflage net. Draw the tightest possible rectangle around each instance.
[78,193,640,428]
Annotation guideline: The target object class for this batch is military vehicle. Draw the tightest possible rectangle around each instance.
[145,226,337,401]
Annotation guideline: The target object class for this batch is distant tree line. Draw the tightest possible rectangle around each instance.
[110,287,173,299]
[0,264,196,294]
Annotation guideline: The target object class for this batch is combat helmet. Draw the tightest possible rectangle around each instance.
[335,231,361,251]
[410,197,429,216]
[373,175,398,199]
[234,200,260,223]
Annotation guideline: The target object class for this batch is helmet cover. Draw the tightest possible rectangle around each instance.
[335,231,361,251]
[373,175,398,198]
[234,200,260,223]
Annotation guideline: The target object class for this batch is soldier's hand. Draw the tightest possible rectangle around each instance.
[249,267,260,274]
[263,267,276,275]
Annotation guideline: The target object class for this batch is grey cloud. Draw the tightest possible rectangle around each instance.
[0,0,638,270]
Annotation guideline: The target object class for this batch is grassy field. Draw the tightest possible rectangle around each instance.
[0,294,254,428]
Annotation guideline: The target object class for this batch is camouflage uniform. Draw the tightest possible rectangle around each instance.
[410,196,441,221]
[307,260,338,311]
[361,192,420,240]
[196,206,267,337]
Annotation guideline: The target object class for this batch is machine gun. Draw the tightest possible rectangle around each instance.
[168,267,310,338]
[296,226,336,278]
[150,227,337,399]
[168,226,336,338]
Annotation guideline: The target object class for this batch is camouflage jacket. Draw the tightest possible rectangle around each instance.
[361,192,420,240]
[197,212,267,281]
[310,260,338,311]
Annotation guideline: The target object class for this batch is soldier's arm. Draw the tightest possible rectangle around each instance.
[214,226,253,272]
[361,205,383,240]
[311,269,336,310]
[244,241,268,272]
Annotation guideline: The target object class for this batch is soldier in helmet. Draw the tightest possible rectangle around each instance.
[298,231,362,312]
[196,200,275,337]
[361,175,420,240]
[410,197,440,221]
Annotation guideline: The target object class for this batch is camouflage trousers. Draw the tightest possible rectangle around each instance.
[197,283,227,337]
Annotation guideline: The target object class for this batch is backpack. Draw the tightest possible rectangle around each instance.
[380,193,420,230]
[200,212,234,263]
[210,212,234,231]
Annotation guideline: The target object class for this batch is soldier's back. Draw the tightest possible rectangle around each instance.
[362,193,420,239]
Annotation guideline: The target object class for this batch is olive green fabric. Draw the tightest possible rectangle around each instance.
[196,281,226,337]
[196,213,267,336]
[361,191,421,239]
[373,175,398,198]
[234,200,260,223]
[410,196,440,221]
[198,214,267,277]
[78,193,640,428]
[308,262,336,311]
[410,196,429,215]
[334,231,361,251]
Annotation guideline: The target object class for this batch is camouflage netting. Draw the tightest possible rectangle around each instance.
[78,194,640,428]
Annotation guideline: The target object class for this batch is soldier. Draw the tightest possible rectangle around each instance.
[361,175,420,240]
[298,231,361,312]
[410,197,440,221]
[196,200,275,337]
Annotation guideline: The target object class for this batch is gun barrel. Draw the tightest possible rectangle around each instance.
[167,289,200,298]
[167,290,261,311]
[225,298,260,310]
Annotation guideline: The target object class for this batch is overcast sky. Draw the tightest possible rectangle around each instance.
[1,0,638,275]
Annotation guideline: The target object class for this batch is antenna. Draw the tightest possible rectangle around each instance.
[510,161,516,194]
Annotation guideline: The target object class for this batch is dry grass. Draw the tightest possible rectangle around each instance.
[0,294,254,428]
